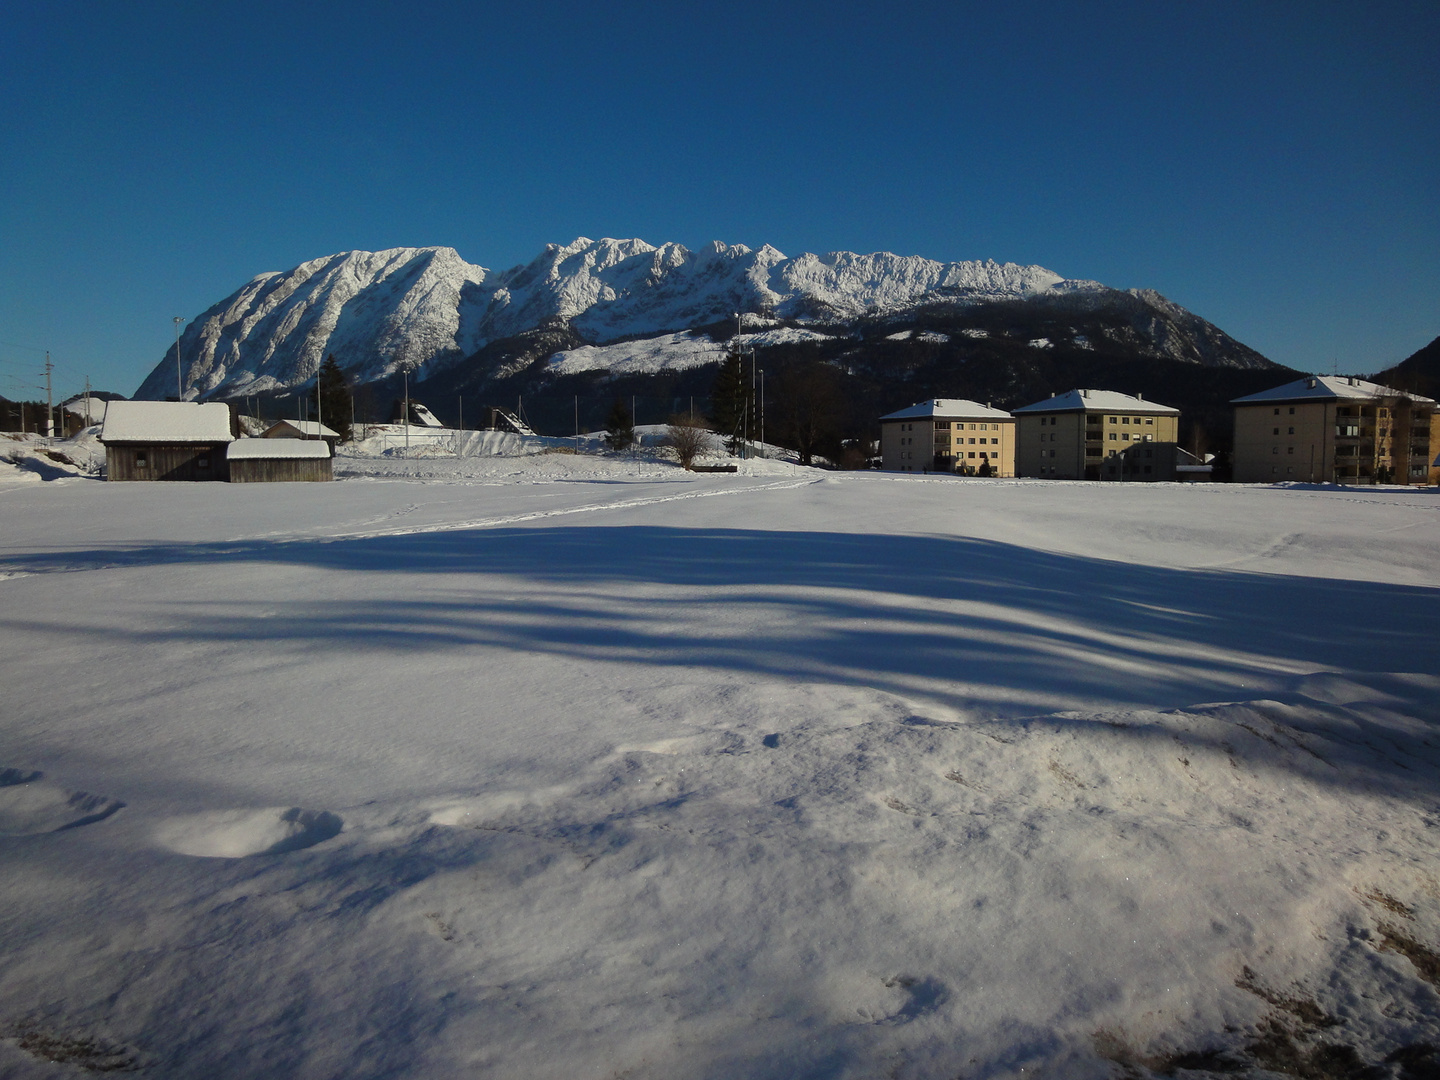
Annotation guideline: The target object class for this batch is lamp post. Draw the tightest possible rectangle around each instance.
[173,317,185,400]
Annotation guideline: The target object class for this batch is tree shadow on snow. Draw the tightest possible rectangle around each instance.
[2,525,1437,795]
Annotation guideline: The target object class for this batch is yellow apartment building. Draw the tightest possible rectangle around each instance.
[879,399,1016,476]
[1012,389,1181,480]
[1232,375,1437,485]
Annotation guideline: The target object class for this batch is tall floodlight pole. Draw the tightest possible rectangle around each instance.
[760,369,765,450]
[173,317,185,400]
[403,365,411,458]
[44,352,54,437]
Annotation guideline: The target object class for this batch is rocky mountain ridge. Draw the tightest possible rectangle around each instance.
[136,239,1274,402]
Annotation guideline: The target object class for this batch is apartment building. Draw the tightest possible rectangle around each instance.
[1012,389,1181,481]
[879,399,1015,476]
[1231,375,1437,485]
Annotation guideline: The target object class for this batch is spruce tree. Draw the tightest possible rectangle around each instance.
[316,354,353,442]
[604,398,634,451]
[711,347,752,454]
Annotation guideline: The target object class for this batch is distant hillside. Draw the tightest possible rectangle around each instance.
[1372,334,1440,399]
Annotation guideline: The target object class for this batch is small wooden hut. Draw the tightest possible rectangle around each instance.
[227,438,333,483]
[261,419,340,453]
[99,401,235,481]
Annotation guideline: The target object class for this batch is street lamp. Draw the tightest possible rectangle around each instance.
[173,316,186,400]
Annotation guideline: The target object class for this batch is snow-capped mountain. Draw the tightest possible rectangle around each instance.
[137,238,1270,401]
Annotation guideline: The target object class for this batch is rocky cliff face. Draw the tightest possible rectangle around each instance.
[137,238,1274,401]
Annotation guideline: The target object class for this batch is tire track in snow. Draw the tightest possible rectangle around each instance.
[0,478,820,579]
[317,476,819,542]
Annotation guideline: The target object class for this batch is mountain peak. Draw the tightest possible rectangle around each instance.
[136,239,1267,400]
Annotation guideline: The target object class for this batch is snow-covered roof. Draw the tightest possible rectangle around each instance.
[264,419,340,439]
[879,399,1012,421]
[100,401,234,443]
[1011,389,1179,415]
[228,438,330,460]
[1231,375,1436,407]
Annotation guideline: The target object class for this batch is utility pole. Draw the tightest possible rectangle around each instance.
[760,369,765,450]
[83,376,92,433]
[173,317,185,400]
[44,352,54,438]
[403,365,411,458]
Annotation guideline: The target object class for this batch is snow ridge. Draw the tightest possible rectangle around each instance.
[138,239,1087,399]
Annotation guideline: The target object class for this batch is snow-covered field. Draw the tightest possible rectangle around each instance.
[1,452,1438,1079]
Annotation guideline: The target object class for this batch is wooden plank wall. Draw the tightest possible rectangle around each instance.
[105,444,227,481]
[229,458,333,483]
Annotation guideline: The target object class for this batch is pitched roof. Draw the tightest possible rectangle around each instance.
[1231,375,1436,406]
[100,401,234,443]
[264,419,340,439]
[879,398,1012,421]
[228,438,331,459]
[1011,389,1179,415]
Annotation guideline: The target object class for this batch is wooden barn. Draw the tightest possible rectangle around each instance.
[99,401,235,481]
[227,438,333,483]
[261,419,340,452]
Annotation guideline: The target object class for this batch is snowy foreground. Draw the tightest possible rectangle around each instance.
[1,455,1438,1079]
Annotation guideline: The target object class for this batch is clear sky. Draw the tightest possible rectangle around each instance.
[2,0,1436,400]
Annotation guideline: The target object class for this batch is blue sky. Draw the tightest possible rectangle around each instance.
[1,0,1435,400]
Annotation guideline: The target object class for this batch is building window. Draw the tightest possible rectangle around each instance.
[1274,409,1280,415]
[1109,416,1117,424]
[197,456,210,469]
[1145,418,1153,425]
[1122,417,1130,425]
[1123,434,1131,441]
[1273,447,1279,454]
[1288,427,1294,435]
[1288,407,1295,414]
[936,421,950,429]
[1287,447,1294,454]
[967,452,976,458]
[1273,428,1280,435]
[1109,433,1117,440]
[136,451,147,467]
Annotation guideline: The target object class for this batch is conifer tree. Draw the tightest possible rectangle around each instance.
[604,398,634,451]
[317,354,353,442]
[711,347,752,454]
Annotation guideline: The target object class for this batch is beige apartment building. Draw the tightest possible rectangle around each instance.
[1232,375,1437,485]
[1012,389,1182,480]
[879,399,1015,476]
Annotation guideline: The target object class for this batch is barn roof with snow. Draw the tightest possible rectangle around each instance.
[100,401,234,443]
[263,419,340,439]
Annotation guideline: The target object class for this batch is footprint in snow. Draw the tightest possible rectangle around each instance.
[0,768,125,835]
[153,807,343,858]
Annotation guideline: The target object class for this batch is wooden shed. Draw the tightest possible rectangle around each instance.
[227,438,333,483]
[99,401,235,481]
[261,419,340,452]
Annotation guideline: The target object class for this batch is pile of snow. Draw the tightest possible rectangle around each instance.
[0,430,104,482]
[0,474,1437,1078]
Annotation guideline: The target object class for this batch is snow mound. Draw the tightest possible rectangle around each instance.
[153,807,343,858]
[0,770,124,834]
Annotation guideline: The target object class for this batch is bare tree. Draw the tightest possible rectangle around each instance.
[665,414,711,470]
